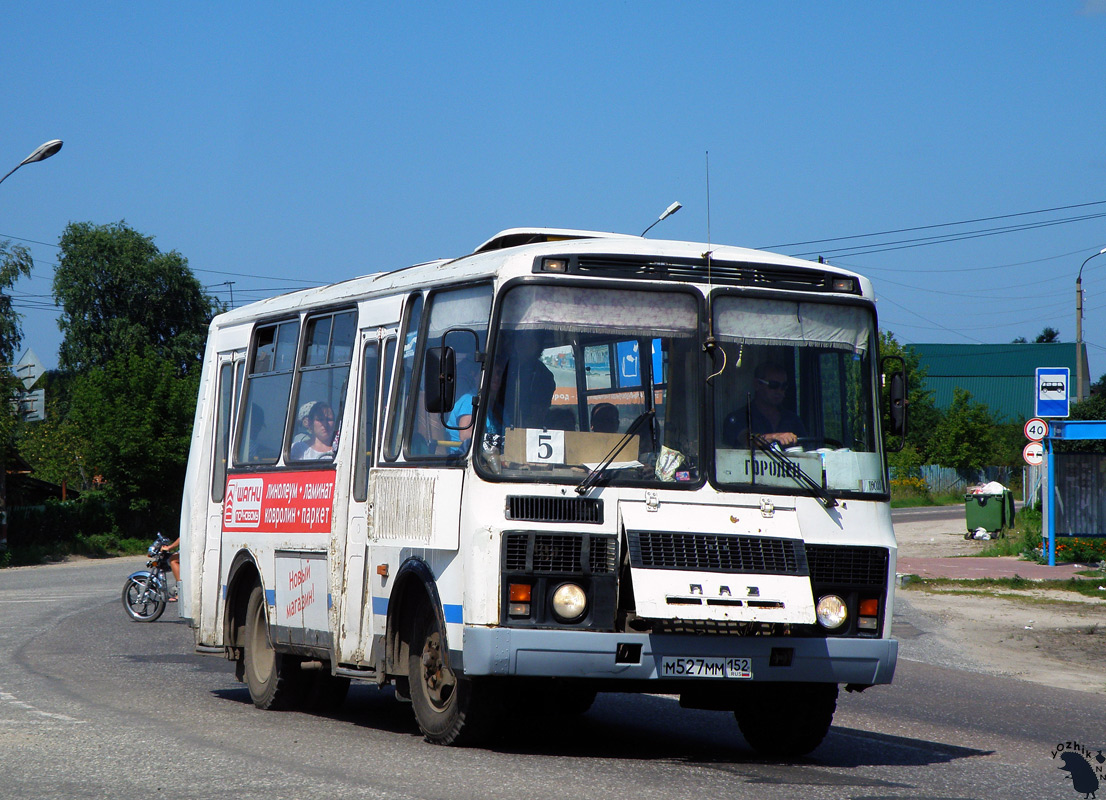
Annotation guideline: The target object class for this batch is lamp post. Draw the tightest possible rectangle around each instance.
[0,138,63,550]
[1077,247,1106,401]
[0,139,63,188]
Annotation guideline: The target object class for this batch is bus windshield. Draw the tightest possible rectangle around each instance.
[475,284,702,487]
[710,295,885,496]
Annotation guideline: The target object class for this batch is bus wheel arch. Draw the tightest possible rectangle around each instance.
[223,549,261,658]
[385,558,449,678]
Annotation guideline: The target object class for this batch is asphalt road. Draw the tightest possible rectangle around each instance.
[1,556,1102,800]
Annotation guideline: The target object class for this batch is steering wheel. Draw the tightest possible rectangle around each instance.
[789,436,843,450]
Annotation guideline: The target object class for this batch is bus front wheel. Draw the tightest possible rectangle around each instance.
[408,608,493,745]
[734,682,838,757]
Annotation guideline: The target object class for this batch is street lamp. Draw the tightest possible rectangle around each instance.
[0,138,63,550]
[0,139,63,187]
[1076,246,1106,401]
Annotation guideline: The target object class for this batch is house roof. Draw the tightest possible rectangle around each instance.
[909,342,1088,422]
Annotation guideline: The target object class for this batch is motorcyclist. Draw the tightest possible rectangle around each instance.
[159,536,181,601]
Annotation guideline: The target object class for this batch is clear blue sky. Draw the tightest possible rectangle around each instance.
[4,2,1106,386]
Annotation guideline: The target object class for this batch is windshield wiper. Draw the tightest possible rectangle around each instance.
[751,435,838,509]
[575,409,655,495]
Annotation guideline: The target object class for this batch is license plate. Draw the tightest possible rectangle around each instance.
[660,656,753,679]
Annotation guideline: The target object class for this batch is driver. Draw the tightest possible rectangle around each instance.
[722,362,806,447]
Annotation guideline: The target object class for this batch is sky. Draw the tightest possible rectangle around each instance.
[4,2,1106,387]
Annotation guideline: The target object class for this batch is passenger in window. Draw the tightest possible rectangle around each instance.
[487,330,556,430]
[590,402,619,433]
[722,362,806,447]
[545,407,577,431]
[444,355,482,454]
[291,401,337,460]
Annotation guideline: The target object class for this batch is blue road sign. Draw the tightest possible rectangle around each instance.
[1035,366,1070,418]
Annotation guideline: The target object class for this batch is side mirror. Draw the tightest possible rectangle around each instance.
[424,345,457,414]
[882,356,908,452]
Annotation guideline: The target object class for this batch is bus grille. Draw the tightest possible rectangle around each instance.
[805,545,888,586]
[504,532,617,574]
[627,531,808,575]
[572,255,849,292]
[506,495,603,524]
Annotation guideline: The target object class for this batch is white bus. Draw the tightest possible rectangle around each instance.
[179,227,907,756]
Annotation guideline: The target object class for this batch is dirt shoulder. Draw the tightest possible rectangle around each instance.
[893,513,1106,695]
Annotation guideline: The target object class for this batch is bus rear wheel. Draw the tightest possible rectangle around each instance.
[243,584,303,710]
[408,608,494,745]
[734,682,838,758]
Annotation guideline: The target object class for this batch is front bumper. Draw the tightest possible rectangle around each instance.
[461,626,897,685]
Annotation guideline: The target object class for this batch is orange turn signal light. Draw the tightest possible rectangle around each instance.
[509,583,532,603]
[858,598,879,616]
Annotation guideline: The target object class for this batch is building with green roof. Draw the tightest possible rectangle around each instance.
[909,342,1088,422]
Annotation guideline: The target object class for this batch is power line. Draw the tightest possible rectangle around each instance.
[761,199,1106,250]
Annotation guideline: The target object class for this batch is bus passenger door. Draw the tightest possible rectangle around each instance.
[200,352,243,645]
[338,330,393,667]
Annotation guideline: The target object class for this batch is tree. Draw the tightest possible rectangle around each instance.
[928,388,997,473]
[878,331,941,462]
[0,241,33,368]
[66,348,200,535]
[1013,327,1060,344]
[53,221,219,374]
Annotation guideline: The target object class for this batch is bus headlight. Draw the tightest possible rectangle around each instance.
[551,583,587,622]
[815,594,848,629]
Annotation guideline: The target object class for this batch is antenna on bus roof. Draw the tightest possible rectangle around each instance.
[640,201,682,237]
[703,151,727,381]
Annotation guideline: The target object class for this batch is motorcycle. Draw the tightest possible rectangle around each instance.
[122,533,175,622]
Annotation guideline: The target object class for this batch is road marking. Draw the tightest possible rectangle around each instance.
[0,689,86,724]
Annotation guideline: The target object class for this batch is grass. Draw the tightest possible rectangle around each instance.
[0,533,149,568]
[890,489,966,509]
[901,575,1106,600]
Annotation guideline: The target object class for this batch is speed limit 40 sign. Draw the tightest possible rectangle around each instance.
[1024,417,1048,442]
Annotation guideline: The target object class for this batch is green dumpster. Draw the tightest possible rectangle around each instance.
[965,488,1015,538]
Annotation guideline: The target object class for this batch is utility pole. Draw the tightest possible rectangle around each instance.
[1077,248,1106,402]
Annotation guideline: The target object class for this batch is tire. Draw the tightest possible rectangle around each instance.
[242,584,303,710]
[122,574,165,622]
[734,683,838,758]
[408,607,495,745]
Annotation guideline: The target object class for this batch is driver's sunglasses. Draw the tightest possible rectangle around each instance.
[756,378,788,391]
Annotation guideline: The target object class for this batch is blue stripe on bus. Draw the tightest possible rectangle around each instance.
[370,597,462,625]
[265,589,276,605]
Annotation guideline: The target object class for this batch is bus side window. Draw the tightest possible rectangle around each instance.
[237,320,299,464]
[353,340,381,502]
[288,310,357,463]
[405,283,492,458]
[211,361,234,502]
[384,295,423,461]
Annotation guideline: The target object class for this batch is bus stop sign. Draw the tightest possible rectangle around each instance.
[1035,367,1069,418]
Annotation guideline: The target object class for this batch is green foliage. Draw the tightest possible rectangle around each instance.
[53,220,219,374]
[887,442,925,479]
[0,240,33,366]
[878,331,941,460]
[1054,390,1106,453]
[67,348,200,536]
[14,371,89,489]
[928,387,997,472]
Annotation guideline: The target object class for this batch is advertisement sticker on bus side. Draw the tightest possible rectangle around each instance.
[223,471,337,534]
